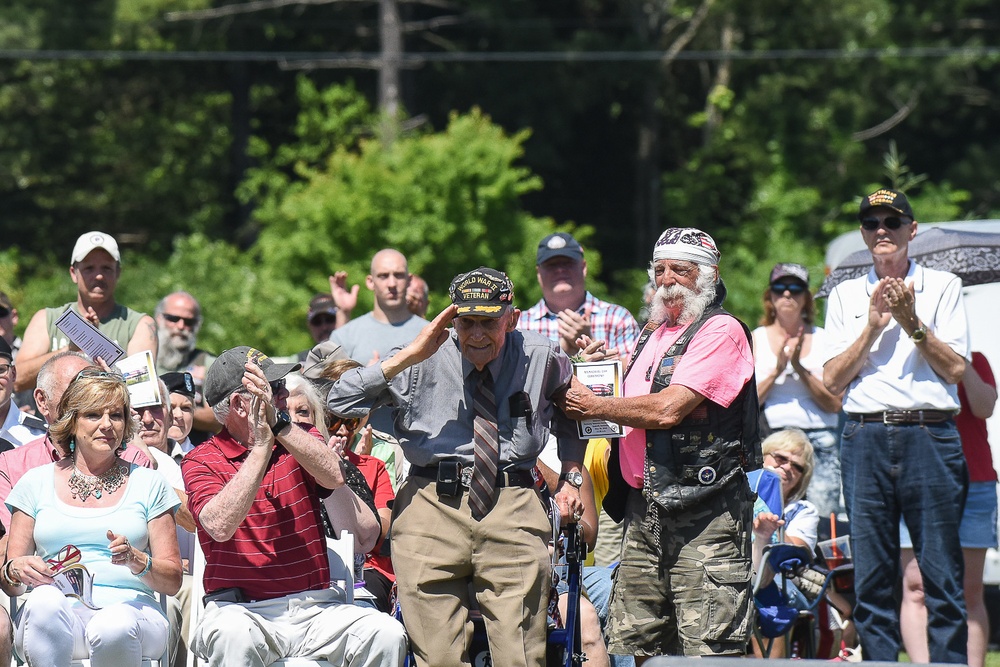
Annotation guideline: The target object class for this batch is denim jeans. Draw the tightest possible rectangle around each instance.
[840,418,968,663]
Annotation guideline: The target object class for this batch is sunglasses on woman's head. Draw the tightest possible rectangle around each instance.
[860,216,911,231]
[75,369,126,384]
[770,282,806,295]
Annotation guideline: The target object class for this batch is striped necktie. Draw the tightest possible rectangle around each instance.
[469,369,499,521]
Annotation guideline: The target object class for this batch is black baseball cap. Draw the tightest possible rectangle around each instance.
[536,232,584,265]
[449,267,514,318]
[161,371,196,400]
[859,188,914,220]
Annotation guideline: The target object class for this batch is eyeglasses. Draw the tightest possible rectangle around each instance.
[860,216,911,231]
[269,379,286,394]
[0,307,10,318]
[161,313,199,328]
[769,451,806,475]
[770,282,807,295]
[329,416,362,433]
[0,364,11,378]
[75,369,126,383]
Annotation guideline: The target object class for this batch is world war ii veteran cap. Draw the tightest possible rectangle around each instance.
[859,188,914,220]
[449,267,514,318]
[536,232,584,265]
[161,371,196,400]
[204,346,301,407]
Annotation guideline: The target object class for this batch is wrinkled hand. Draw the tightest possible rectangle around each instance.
[868,280,895,331]
[401,305,457,366]
[554,484,585,525]
[243,364,276,448]
[558,376,598,420]
[107,529,138,569]
[879,277,918,328]
[557,306,592,353]
[6,555,55,587]
[575,335,620,362]
[753,512,784,541]
[330,271,359,314]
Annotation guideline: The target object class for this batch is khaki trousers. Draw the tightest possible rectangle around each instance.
[392,477,551,667]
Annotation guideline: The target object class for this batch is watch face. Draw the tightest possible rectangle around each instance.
[565,471,584,487]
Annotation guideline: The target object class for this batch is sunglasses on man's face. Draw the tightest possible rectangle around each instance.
[161,313,199,328]
[860,216,911,231]
[0,307,10,318]
[770,282,806,295]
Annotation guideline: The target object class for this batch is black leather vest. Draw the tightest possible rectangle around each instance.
[633,300,762,515]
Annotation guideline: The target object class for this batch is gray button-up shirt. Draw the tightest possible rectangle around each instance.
[326,329,586,469]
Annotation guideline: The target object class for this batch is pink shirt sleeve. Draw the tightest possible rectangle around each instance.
[669,316,755,408]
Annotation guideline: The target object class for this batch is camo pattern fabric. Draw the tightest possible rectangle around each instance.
[606,483,753,657]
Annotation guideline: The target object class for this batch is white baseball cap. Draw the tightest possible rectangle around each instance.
[71,231,121,265]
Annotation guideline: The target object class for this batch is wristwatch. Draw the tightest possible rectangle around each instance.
[270,410,292,437]
[559,471,584,489]
[910,325,928,344]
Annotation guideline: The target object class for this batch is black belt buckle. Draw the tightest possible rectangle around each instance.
[203,587,246,607]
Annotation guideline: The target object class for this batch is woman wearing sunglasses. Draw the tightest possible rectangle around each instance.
[753,263,844,521]
[2,367,182,666]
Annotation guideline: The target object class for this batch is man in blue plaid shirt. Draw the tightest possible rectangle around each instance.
[519,232,640,362]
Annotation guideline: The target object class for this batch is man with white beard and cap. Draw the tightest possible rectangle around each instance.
[562,227,762,659]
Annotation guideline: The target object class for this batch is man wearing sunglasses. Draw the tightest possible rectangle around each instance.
[824,188,970,664]
[327,266,586,667]
[15,231,158,393]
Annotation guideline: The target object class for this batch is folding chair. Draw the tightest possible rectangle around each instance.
[752,542,839,659]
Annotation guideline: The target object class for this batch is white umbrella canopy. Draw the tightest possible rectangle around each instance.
[817,226,1000,298]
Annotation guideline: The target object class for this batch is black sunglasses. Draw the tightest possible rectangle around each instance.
[269,378,286,394]
[161,313,199,328]
[770,282,806,295]
[861,216,911,231]
[309,313,337,326]
[0,307,9,318]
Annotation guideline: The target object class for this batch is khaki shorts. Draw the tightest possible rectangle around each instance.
[606,483,753,657]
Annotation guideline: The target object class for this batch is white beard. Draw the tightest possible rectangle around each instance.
[649,272,717,326]
[157,328,196,371]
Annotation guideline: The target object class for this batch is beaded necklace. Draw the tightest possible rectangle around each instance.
[68,456,128,501]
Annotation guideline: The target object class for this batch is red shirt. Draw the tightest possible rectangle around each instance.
[182,427,331,600]
[343,449,395,580]
[957,352,998,483]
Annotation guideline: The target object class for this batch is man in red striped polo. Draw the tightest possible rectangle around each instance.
[182,346,406,667]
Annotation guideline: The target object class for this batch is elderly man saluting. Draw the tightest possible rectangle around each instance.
[823,188,969,664]
[562,228,761,661]
[328,267,586,667]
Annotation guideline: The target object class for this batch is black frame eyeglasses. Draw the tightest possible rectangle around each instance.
[770,282,806,295]
[861,216,911,231]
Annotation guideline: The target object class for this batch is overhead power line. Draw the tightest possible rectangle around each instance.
[1,45,1000,64]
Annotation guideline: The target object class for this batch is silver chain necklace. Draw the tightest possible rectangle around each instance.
[68,457,128,501]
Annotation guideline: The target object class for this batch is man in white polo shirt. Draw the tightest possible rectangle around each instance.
[824,188,969,664]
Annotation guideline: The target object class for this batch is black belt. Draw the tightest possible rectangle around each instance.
[846,410,956,425]
[409,464,535,489]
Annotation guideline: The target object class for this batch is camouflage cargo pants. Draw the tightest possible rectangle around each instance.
[606,482,753,657]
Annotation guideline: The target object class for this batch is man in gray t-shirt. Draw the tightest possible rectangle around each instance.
[329,249,428,432]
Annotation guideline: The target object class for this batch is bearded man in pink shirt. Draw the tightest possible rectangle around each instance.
[562,227,763,660]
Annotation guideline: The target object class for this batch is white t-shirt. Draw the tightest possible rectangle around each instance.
[752,326,839,429]
[824,262,969,413]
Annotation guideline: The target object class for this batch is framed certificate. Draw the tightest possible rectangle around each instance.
[572,360,625,438]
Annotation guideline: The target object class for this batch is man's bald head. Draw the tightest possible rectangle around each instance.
[34,351,92,423]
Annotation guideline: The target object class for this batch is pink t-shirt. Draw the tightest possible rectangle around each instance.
[620,316,754,488]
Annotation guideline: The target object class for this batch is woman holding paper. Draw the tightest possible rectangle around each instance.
[1,366,182,666]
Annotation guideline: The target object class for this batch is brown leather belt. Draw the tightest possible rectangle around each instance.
[846,410,956,425]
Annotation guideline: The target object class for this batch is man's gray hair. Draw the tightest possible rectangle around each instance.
[36,351,90,400]
[155,291,202,321]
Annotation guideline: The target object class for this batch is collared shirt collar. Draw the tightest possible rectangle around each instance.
[865,260,920,295]
[461,338,508,384]
[214,428,251,460]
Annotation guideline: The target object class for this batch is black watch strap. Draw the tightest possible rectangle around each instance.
[271,410,291,437]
